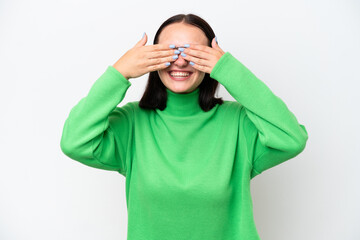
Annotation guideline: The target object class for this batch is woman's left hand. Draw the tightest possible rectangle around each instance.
[181,37,226,74]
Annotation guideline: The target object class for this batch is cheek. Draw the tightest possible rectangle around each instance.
[195,71,205,80]
[158,70,167,78]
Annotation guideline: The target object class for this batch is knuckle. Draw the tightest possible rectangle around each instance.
[155,51,161,58]
[148,65,155,71]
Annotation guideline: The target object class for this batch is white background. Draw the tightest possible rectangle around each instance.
[0,0,359,239]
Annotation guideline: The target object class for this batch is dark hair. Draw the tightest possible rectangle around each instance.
[138,13,224,112]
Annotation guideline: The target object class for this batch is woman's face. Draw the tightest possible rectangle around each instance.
[157,22,208,94]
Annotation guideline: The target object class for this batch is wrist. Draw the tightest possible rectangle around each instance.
[112,63,130,80]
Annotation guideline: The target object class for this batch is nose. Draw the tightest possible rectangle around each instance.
[173,54,188,67]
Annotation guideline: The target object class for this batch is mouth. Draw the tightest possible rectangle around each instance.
[167,71,193,81]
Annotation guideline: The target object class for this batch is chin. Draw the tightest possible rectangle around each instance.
[167,85,195,93]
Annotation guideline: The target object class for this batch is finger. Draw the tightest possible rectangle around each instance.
[143,43,177,52]
[145,54,177,68]
[182,53,211,68]
[146,59,174,72]
[183,43,214,54]
[183,46,216,60]
[188,62,212,73]
[134,32,147,47]
[146,49,180,59]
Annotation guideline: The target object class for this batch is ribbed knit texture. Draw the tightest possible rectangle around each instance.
[60,52,308,240]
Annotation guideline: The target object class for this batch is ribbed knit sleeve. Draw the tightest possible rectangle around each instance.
[210,52,308,179]
[60,66,133,176]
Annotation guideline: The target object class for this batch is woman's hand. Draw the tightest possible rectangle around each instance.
[112,33,179,80]
[181,37,226,74]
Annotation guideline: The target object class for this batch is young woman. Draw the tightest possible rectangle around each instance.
[60,13,308,240]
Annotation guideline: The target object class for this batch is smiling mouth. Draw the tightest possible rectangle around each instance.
[168,71,193,80]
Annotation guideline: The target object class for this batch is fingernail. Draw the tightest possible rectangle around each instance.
[181,52,186,57]
[173,55,179,59]
[178,47,185,52]
[142,32,145,38]
[215,36,218,44]
[165,62,171,66]
[184,44,190,48]
[169,44,176,48]
[174,50,180,54]
[190,61,195,66]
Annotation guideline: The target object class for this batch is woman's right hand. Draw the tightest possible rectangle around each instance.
[112,33,178,80]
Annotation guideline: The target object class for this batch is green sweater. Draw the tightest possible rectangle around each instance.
[60,52,308,240]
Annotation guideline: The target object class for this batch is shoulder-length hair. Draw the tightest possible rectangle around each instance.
[138,13,224,112]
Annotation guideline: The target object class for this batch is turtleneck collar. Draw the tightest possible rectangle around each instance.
[162,87,203,117]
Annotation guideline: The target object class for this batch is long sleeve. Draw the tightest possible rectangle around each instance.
[60,66,134,176]
[210,52,308,179]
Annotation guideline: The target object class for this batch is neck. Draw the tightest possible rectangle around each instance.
[163,87,202,116]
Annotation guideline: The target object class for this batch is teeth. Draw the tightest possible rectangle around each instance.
[171,74,189,77]
[170,72,190,77]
